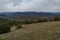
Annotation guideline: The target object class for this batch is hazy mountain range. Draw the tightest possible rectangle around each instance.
[0,12,60,17]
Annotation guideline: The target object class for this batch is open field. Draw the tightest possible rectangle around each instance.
[0,21,60,40]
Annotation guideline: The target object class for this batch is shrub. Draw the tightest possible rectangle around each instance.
[0,18,17,34]
[14,21,23,26]
[9,21,16,26]
[40,19,48,22]
[37,19,42,23]
[16,25,22,29]
[0,24,11,34]
[24,20,33,24]
[54,17,60,21]
[49,19,53,22]
[28,20,33,24]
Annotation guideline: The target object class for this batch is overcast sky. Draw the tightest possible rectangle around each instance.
[0,0,60,12]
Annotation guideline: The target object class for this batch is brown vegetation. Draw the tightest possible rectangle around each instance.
[0,21,60,40]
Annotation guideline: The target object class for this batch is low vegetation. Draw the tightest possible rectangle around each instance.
[0,16,60,34]
[0,21,60,40]
[54,17,60,21]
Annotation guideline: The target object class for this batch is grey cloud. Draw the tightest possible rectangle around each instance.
[0,0,60,12]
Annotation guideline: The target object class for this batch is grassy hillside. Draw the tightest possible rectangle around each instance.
[0,21,60,40]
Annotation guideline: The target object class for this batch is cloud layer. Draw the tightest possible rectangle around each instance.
[0,0,60,12]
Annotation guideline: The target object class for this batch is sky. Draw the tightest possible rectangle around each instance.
[0,0,60,12]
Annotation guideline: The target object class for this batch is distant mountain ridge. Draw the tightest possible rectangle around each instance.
[0,12,60,17]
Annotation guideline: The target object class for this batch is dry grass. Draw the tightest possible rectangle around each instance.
[0,21,60,40]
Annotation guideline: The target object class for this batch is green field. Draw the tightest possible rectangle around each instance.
[0,21,60,40]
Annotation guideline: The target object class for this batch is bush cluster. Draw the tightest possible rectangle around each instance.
[0,23,11,34]
[54,17,60,21]
[0,18,16,34]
